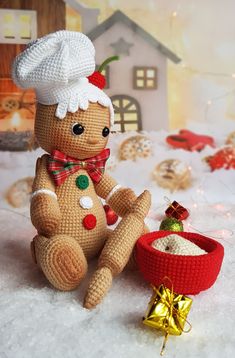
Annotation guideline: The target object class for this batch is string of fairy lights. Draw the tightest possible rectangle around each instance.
[169,7,235,121]
[168,6,234,242]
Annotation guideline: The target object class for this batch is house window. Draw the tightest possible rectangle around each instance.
[111,95,142,132]
[96,65,110,89]
[133,66,157,90]
[0,9,37,44]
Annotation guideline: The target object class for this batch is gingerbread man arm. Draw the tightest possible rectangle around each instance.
[31,154,61,236]
[32,154,55,192]
[94,172,138,217]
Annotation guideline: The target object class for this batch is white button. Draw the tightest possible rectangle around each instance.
[79,196,93,209]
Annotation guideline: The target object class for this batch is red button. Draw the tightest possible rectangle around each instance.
[83,214,97,230]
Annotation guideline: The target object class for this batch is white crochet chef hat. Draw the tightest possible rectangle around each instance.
[12,30,114,124]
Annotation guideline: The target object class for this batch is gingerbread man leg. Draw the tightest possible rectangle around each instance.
[84,190,151,308]
[32,234,87,291]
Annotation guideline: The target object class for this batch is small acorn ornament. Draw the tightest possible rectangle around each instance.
[88,56,119,89]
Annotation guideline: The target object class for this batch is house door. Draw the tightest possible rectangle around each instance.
[111,95,142,132]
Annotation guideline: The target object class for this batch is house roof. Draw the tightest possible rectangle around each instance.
[63,0,99,16]
[87,10,181,64]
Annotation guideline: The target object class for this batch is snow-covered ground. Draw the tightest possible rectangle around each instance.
[0,120,235,358]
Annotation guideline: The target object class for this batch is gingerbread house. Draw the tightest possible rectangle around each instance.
[87,10,181,132]
[0,2,181,148]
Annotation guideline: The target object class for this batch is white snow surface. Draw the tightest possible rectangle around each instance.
[0,120,235,358]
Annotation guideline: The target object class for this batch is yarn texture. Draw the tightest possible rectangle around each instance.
[136,231,224,295]
[12,31,114,123]
[12,31,151,308]
[152,234,206,255]
[30,102,151,306]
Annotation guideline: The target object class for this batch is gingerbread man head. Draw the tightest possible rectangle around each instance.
[35,102,110,159]
[12,31,114,159]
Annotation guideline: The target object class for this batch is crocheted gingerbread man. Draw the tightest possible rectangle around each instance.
[12,31,151,308]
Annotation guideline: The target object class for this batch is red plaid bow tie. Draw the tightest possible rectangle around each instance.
[48,148,110,186]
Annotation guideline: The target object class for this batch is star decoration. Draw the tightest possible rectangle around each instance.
[110,37,133,56]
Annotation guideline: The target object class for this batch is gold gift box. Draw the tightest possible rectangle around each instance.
[143,284,192,336]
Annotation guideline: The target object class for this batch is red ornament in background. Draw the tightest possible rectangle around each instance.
[88,56,119,90]
[103,205,119,226]
[205,147,235,171]
[165,201,189,221]
[166,129,215,152]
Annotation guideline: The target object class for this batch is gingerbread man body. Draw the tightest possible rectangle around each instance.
[12,31,151,308]
[33,156,108,257]
[30,103,150,307]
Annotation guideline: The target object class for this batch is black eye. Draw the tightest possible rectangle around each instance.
[72,123,84,135]
[102,127,110,137]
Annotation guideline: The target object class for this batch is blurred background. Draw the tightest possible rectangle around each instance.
[0,0,234,208]
[67,0,235,129]
[0,5,234,355]
[1,0,235,138]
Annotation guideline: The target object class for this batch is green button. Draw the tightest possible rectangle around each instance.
[76,175,89,190]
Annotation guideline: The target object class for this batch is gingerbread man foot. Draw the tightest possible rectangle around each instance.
[84,267,113,309]
[33,234,88,291]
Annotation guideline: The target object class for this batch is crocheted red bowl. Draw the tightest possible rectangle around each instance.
[135,231,224,295]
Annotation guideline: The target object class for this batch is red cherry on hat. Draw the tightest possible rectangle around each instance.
[88,56,119,89]
[88,72,106,89]
[83,214,97,230]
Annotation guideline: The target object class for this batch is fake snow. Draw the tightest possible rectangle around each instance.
[0,120,235,358]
